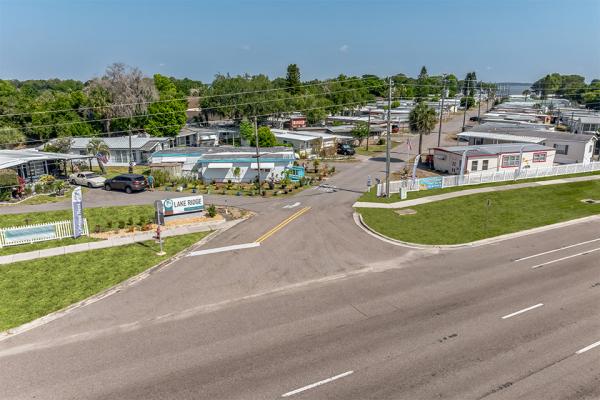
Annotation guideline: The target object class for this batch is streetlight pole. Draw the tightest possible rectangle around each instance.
[253,116,262,194]
[437,74,446,147]
[461,79,470,132]
[385,76,392,198]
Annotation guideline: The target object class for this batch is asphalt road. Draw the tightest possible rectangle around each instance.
[2,105,598,399]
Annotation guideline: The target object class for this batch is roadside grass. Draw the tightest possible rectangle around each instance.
[0,231,208,332]
[0,236,100,256]
[0,205,155,231]
[357,180,600,245]
[357,170,600,203]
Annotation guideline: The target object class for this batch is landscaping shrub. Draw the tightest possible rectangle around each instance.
[127,216,134,226]
[118,220,126,230]
[207,204,217,218]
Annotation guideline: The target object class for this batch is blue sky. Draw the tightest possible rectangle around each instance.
[1,0,599,83]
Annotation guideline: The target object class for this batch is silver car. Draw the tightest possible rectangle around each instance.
[69,171,106,188]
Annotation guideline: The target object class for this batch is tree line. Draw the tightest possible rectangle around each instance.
[530,73,600,109]
[0,63,495,149]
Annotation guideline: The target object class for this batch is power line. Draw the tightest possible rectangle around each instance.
[0,79,488,119]
[14,84,388,131]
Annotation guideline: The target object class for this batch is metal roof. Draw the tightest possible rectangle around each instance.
[457,132,542,143]
[470,124,596,143]
[69,136,169,150]
[0,149,93,169]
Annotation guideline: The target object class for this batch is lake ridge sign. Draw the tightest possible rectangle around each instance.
[160,195,204,216]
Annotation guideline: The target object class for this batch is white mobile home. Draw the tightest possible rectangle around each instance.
[150,146,295,183]
[460,124,597,164]
[432,144,556,175]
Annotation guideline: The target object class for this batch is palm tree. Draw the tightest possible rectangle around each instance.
[409,101,437,154]
[86,138,110,174]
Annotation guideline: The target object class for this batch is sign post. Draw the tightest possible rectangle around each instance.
[71,186,84,238]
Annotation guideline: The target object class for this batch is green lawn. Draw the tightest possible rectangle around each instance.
[0,231,208,332]
[0,205,155,233]
[357,180,600,245]
[0,236,100,256]
[103,166,150,178]
[355,141,399,156]
[357,170,600,204]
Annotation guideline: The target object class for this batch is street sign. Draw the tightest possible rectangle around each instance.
[160,195,204,216]
[71,186,84,238]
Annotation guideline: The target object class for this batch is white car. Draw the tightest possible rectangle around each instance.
[69,171,106,188]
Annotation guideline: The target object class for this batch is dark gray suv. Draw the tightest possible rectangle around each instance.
[104,174,147,194]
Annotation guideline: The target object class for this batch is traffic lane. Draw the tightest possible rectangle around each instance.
[303,306,599,400]
[1,240,597,399]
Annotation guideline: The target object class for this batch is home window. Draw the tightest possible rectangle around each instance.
[501,155,520,167]
[553,144,569,155]
[533,152,547,163]
[471,160,478,171]
[482,160,489,170]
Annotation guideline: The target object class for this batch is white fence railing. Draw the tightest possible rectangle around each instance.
[377,161,600,195]
[0,219,89,248]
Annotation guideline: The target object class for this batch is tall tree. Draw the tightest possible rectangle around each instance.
[415,66,429,101]
[144,74,187,137]
[286,64,302,95]
[409,101,437,154]
[85,63,158,135]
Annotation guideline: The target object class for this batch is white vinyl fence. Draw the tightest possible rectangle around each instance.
[377,161,600,195]
[0,219,89,248]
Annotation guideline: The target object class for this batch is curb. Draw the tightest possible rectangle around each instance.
[0,216,249,342]
[353,211,600,250]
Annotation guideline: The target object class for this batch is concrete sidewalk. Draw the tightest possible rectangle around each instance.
[0,219,241,265]
[353,174,600,209]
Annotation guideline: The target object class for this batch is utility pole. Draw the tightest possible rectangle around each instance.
[385,76,392,198]
[461,79,469,132]
[486,88,491,112]
[477,82,482,123]
[128,123,133,173]
[366,112,371,151]
[437,74,446,147]
[253,116,262,194]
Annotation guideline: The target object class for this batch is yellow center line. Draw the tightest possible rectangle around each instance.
[255,207,311,243]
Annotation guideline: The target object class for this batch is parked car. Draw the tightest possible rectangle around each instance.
[469,116,480,122]
[69,171,106,188]
[337,143,355,156]
[104,174,147,194]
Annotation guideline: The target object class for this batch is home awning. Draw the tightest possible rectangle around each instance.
[207,163,233,169]
[251,162,275,169]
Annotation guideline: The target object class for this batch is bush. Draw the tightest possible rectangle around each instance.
[127,216,134,226]
[94,225,102,233]
[150,169,171,187]
[137,216,146,227]
[377,138,386,145]
[118,220,126,230]
[207,204,217,218]
[106,220,113,229]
